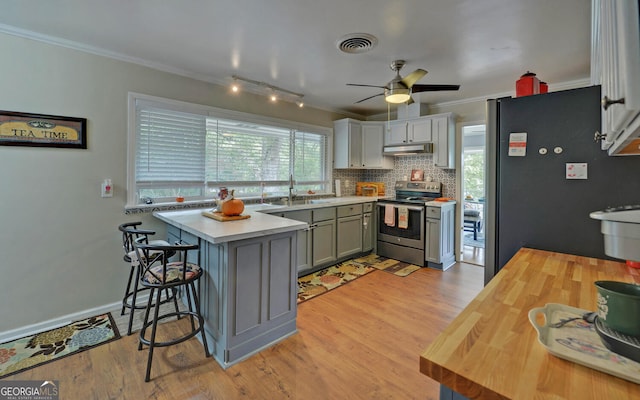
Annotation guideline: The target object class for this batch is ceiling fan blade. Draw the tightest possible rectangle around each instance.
[346,83,387,89]
[401,69,427,88]
[411,84,460,93]
[406,96,415,105]
[354,93,384,104]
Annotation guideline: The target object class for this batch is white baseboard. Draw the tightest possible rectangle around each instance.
[0,294,152,343]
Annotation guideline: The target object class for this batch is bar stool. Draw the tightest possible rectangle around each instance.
[118,222,177,335]
[133,236,210,382]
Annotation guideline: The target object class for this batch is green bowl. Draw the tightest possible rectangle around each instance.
[595,280,640,338]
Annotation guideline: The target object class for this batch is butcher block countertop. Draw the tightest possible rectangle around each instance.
[419,248,640,400]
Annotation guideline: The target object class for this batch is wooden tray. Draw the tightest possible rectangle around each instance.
[528,303,640,384]
[202,210,251,221]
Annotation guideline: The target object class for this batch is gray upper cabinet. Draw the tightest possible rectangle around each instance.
[433,114,455,169]
[361,122,394,169]
[334,119,362,168]
[385,118,432,145]
[334,119,393,169]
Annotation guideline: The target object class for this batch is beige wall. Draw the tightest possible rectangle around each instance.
[0,33,348,333]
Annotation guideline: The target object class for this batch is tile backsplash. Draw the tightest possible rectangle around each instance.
[333,154,456,198]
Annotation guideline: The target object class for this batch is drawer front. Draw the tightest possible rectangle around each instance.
[337,204,363,218]
[426,206,441,219]
[313,207,336,222]
[363,202,373,213]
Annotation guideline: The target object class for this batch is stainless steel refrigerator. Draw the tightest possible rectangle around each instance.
[485,85,640,283]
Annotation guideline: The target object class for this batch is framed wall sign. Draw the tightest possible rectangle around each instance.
[0,110,87,149]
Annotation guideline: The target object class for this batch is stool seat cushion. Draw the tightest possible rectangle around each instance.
[464,210,480,217]
[142,262,202,285]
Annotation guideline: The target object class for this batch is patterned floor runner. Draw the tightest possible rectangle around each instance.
[297,254,422,303]
[0,313,120,378]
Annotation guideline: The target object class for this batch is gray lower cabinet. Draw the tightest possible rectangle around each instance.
[166,225,297,369]
[274,202,375,276]
[425,203,456,270]
[276,210,313,275]
[362,207,373,252]
[337,204,363,259]
[311,207,337,266]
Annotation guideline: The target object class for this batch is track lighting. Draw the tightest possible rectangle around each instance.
[230,75,304,108]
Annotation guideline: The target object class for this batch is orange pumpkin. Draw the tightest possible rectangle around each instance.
[220,190,244,216]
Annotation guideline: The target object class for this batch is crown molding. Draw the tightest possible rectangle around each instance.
[0,23,591,121]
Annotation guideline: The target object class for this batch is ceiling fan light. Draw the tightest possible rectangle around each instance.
[385,87,411,104]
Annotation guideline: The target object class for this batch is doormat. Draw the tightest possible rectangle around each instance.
[353,254,422,277]
[0,313,120,378]
[297,255,422,303]
[297,260,376,303]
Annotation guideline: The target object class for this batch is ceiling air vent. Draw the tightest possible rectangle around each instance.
[336,33,378,54]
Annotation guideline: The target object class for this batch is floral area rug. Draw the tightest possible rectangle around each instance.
[297,254,422,303]
[0,313,120,378]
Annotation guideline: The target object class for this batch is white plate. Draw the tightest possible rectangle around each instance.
[528,303,640,384]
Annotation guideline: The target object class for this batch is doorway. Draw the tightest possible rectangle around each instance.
[461,124,486,266]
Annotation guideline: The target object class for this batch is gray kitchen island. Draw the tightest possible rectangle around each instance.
[153,206,307,369]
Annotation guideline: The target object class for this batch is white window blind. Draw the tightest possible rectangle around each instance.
[294,130,326,184]
[130,94,330,204]
[206,118,291,183]
[136,106,206,187]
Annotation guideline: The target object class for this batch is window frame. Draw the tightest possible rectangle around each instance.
[127,92,333,207]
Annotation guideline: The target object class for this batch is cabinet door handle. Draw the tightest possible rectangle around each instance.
[601,96,625,110]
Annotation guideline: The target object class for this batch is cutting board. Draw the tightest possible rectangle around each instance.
[356,182,385,196]
[202,210,251,221]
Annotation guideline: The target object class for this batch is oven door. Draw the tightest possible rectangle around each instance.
[377,202,425,250]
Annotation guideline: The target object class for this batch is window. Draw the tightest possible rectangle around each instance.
[128,93,331,205]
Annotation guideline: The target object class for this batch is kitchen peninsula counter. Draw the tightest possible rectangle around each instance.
[154,206,307,369]
[420,248,640,399]
[154,206,308,243]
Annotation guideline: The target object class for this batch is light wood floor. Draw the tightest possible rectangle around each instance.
[6,263,484,400]
[461,245,484,266]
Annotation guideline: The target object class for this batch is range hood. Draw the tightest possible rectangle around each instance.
[590,206,640,261]
[383,143,433,155]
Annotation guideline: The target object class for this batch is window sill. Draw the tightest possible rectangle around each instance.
[124,193,335,215]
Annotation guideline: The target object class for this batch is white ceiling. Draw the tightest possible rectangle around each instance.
[0,0,592,117]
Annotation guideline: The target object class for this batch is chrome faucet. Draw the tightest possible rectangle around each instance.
[288,174,295,205]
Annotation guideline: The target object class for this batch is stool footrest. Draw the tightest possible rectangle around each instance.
[139,311,205,349]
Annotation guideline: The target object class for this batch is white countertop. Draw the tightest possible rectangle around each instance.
[425,200,457,207]
[153,196,389,243]
[154,206,308,244]
[258,196,383,213]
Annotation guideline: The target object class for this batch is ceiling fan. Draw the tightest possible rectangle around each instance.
[347,60,460,104]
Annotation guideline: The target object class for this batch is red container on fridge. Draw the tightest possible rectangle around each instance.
[540,81,548,94]
[516,71,540,97]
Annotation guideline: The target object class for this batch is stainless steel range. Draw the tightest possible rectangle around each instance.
[377,181,442,266]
